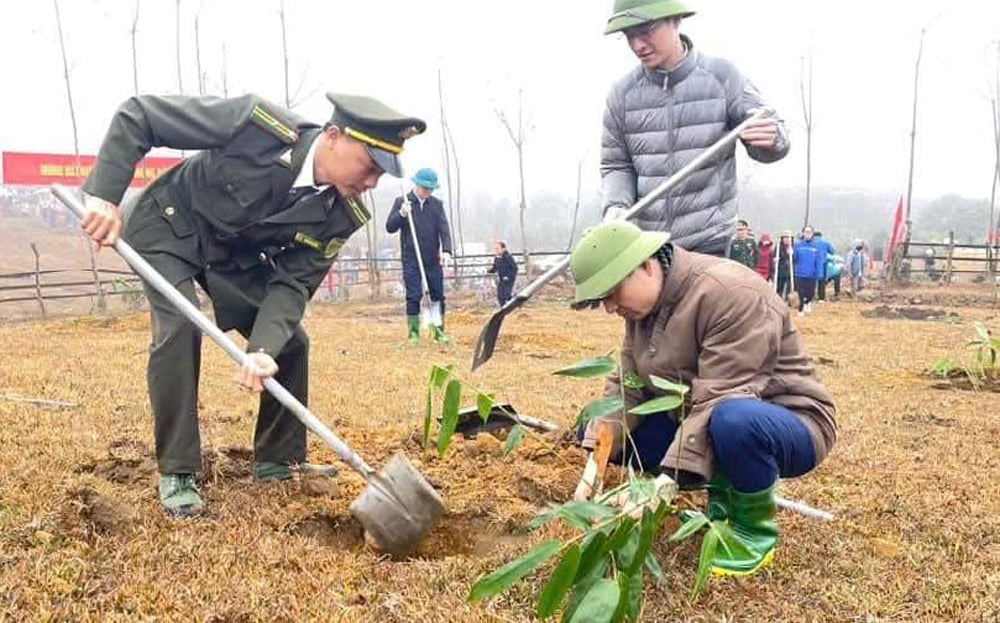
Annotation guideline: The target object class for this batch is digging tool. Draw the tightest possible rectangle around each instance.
[452,403,558,438]
[52,185,443,557]
[471,108,773,370]
[401,188,444,331]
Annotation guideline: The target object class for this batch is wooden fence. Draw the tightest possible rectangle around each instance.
[0,246,570,318]
[901,232,999,283]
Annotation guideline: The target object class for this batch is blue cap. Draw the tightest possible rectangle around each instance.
[411,168,440,190]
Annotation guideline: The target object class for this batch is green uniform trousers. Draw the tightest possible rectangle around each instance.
[142,255,308,475]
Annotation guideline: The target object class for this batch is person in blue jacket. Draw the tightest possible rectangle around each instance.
[814,231,836,301]
[385,168,453,343]
[793,227,824,316]
[824,253,843,300]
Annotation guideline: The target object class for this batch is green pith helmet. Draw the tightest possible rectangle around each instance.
[570,221,670,303]
[605,0,695,35]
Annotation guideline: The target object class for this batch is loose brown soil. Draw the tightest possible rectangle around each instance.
[1,294,998,621]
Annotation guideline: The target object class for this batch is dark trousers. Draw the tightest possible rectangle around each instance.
[403,256,445,317]
[579,398,816,493]
[776,272,792,301]
[796,277,817,311]
[496,278,514,306]
[817,270,828,300]
[828,275,841,298]
[143,263,308,474]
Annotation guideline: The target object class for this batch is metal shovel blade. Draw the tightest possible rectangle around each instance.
[349,453,445,558]
[471,293,530,370]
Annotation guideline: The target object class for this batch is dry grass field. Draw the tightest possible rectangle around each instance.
[0,291,998,622]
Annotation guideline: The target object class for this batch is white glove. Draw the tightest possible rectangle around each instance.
[573,453,600,501]
[398,200,412,218]
[603,205,627,222]
[234,351,279,394]
[440,251,452,267]
[80,194,122,246]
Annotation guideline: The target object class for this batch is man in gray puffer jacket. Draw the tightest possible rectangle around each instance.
[602,0,789,256]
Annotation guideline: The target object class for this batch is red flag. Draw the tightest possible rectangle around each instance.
[886,196,907,264]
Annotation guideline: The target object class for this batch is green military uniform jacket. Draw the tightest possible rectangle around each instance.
[727,237,757,270]
[83,94,369,356]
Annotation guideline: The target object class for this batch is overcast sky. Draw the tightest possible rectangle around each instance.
[3,0,1000,206]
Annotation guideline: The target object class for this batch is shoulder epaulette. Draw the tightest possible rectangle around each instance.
[249,102,298,145]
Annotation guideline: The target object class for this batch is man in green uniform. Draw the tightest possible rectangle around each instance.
[80,92,426,516]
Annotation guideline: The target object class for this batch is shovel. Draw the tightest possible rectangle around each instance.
[401,188,443,330]
[471,108,772,370]
[52,185,444,557]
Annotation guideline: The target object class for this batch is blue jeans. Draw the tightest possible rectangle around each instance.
[577,398,817,493]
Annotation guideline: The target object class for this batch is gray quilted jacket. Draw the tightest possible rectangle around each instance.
[601,37,789,255]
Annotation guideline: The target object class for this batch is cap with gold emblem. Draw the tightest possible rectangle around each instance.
[326,93,426,178]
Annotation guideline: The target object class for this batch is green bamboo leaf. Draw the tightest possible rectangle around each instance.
[423,384,433,450]
[576,396,623,427]
[553,355,618,378]
[476,393,495,422]
[614,566,644,623]
[566,579,620,623]
[430,363,454,389]
[573,532,610,585]
[504,424,525,456]
[691,527,720,599]
[554,501,615,531]
[648,374,689,396]
[669,512,709,542]
[974,322,991,342]
[437,379,462,456]
[628,395,683,416]
[627,507,662,574]
[606,517,637,552]
[644,554,667,586]
[622,373,645,389]
[537,544,582,619]
[611,570,631,623]
[469,539,563,603]
[615,529,641,570]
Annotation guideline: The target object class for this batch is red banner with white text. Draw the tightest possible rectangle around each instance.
[2,151,183,188]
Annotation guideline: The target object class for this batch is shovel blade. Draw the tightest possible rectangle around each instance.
[349,453,444,558]
[471,294,529,370]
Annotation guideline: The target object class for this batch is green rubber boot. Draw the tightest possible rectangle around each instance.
[256,461,339,482]
[707,479,779,577]
[407,315,420,345]
[159,473,204,517]
[431,322,450,344]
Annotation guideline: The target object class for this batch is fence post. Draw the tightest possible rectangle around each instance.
[945,231,955,284]
[29,243,46,318]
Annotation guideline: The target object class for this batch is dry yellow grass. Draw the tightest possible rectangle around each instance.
[1,292,998,622]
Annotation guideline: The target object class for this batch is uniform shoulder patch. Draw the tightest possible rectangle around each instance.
[345,197,371,228]
[324,238,346,259]
[250,102,298,145]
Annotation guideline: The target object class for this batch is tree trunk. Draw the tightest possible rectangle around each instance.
[194,10,205,95]
[175,0,183,93]
[437,70,458,261]
[900,27,927,274]
[130,0,140,95]
[567,157,584,251]
[54,0,105,313]
[280,0,290,107]
[221,43,229,97]
[799,49,814,229]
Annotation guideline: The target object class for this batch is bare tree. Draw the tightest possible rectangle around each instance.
[495,89,531,276]
[437,70,458,252]
[900,19,939,271]
[445,122,464,258]
[175,0,183,93]
[988,41,1000,275]
[130,0,140,95]
[567,156,585,251]
[279,0,290,107]
[54,0,106,312]
[364,190,381,300]
[220,43,229,97]
[194,4,205,95]
[799,45,814,229]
